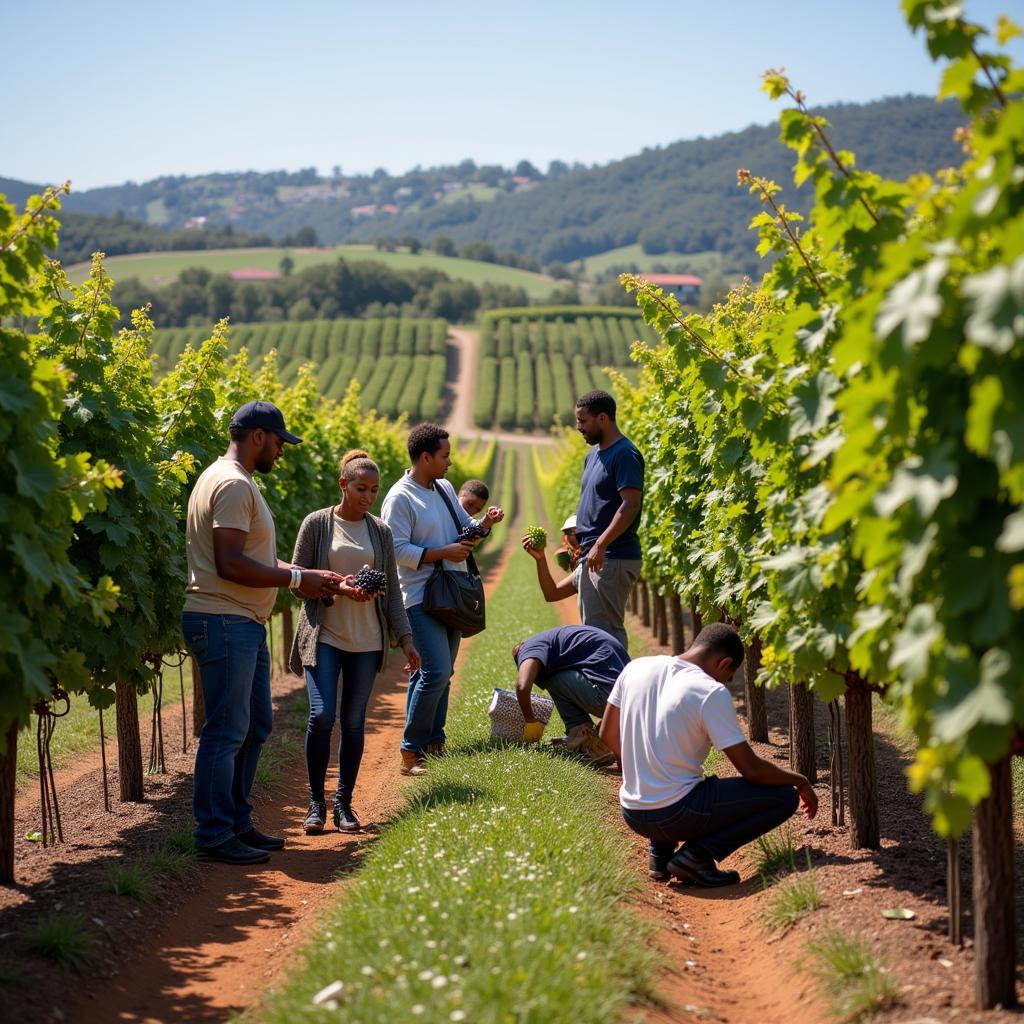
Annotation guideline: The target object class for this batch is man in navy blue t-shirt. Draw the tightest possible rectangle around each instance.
[512,625,629,766]
[574,390,644,651]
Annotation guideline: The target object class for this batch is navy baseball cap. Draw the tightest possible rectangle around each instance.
[230,401,303,444]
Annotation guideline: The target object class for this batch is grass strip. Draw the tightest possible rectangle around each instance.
[256,475,657,1024]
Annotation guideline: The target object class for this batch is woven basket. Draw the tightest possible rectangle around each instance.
[487,687,555,742]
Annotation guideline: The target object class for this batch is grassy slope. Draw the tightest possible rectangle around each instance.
[255,452,656,1024]
[579,243,724,279]
[66,246,559,300]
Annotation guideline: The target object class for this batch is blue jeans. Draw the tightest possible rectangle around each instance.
[622,775,798,863]
[539,669,609,732]
[305,643,380,805]
[182,612,273,848]
[402,603,460,753]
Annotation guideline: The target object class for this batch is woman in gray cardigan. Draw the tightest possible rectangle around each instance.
[289,450,420,834]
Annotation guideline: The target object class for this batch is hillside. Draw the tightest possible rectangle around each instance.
[4,95,963,276]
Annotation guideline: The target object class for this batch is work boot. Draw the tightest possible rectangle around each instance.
[303,799,327,834]
[334,802,362,832]
[235,827,285,851]
[649,845,677,881]
[667,847,740,887]
[561,723,616,767]
[195,836,270,866]
[400,750,427,776]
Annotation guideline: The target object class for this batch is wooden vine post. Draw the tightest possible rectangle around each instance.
[0,723,15,884]
[789,682,816,783]
[668,594,686,653]
[639,581,651,628]
[115,681,145,802]
[281,604,296,673]
[652,590,668,645]
[843,675,879,849]
[973,755,1016,1009]
[689,599,702,637]
[743,636,768,743]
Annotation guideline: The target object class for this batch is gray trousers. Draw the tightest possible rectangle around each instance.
[575,557,641,652]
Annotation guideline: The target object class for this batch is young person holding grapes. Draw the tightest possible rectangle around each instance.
[289,450,420,834]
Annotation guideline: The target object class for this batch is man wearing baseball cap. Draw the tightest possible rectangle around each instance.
[182,401,351,865]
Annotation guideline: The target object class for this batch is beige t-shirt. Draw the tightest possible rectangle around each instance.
[183,458,278,623]
[320,514,383,653]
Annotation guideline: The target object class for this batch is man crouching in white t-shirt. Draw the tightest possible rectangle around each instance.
[598,623,818,887]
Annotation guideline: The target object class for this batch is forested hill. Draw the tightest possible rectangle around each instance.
[4,95,962,274]
[373,96,962,272]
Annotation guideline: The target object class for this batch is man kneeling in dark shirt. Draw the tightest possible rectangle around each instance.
[512,625,628,767]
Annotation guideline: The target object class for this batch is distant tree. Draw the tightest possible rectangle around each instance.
[542,285,581,305]
[545,261,574,280]
[288,297,316,321]
[372,167,388,181]
[456,158,477,178]
[460,240,497,264]
[287,225,319,247]
[514,160,539,179]
[476,165,504,187]
[432,235,456,257]
[594,281,634,306]
[331,165,342,182]
[546,159,570,179]
[400,235,421,254]
[279,254,295,277]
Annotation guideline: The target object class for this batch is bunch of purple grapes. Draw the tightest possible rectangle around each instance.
[354,564,386,596]
[459,522,488,542]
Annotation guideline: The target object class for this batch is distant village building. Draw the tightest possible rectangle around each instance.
[351,204,378,217]
[642,273,702,305]
[229,267,280,281]
[183,216,207,229]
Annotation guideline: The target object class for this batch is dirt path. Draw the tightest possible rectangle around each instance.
[444,326,557,446]
[62,659,410,1024]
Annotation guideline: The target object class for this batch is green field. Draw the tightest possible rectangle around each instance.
[579,243,725,279]
[153,317,450,422]
[473,310,657,430]
[67,245,560,301]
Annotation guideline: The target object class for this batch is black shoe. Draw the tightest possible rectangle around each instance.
[304,799,327,834]
[236,827,285,851]
[196,836,270,865]
[667,847,740,887]
[649,847,676,881]
[334,803,362,832]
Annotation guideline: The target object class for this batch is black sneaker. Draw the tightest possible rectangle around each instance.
[334,803,362,832]
[236,827,285,851]
[649,847,676,881]
[303,800,327,834]
[667,847,740,887]
[196,836,270,865]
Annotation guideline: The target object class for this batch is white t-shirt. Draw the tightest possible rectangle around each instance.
[607,655,746,810]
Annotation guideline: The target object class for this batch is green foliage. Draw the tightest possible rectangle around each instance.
[26,912,98,970]
[0,186,121,739]
[105,860,155,902]
[760,863,822,932]
[616,6,1024,834]
[800,930,899,1021]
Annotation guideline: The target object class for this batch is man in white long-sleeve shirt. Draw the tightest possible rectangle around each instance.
[381,423,503,775]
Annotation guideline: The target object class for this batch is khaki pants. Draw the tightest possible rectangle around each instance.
[575,557,641,652]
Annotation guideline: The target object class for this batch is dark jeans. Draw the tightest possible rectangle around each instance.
[539,669,608,732]
[182,612,273,848]
[622,775,799,863]
[304,643,380,806]
[402,603,460,754]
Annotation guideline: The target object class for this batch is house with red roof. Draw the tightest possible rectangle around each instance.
[642,273,702,305]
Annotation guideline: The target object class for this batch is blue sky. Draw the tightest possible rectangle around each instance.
[4,0,1020,190]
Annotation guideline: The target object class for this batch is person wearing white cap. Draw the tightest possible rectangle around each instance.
[520,513,582,604]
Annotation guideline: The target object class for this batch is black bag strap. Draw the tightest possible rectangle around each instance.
[434,481,480,577]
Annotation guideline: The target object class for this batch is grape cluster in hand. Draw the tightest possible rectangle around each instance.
[354,564,386,596]
[524,526,547,550]
[459,523,488,542]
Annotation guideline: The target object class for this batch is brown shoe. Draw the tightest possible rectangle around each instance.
[400,750,427,776]
[563,724,615,767]
[426,742,446,757]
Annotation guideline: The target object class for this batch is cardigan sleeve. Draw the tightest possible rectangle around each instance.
[378,519,412,644]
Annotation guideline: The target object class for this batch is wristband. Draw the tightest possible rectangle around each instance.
[290,568,302,590]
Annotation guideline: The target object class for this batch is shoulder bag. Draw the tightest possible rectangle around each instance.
[423,483,487,637]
